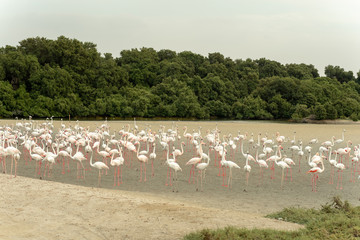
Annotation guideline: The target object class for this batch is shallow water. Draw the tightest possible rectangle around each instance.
[3,119,360,213]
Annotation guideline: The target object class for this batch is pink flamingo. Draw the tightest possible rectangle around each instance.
[255,148,268,185]
[307,159,325,192]
[328,149,338,184]
[110,147,125,186]
[335,160,345,190]
[149,143,157,176]
[89,151,109,187]
[136,142,148,182]
[185,141,204,184]
[266,145,283,179]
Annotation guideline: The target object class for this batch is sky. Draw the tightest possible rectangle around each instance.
[1,0,360,75]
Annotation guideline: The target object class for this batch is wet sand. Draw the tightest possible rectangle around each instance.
[1,119,360,239]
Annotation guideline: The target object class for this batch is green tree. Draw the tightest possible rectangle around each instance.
[286,63,319,80]
[325,65,355,83]
[256,58,288,79]
[324,102,337,120]
[314,104,327,120]
[205,100,231,118]
[232,96,272,120]
[268,94,293,119]
[291,104,310,120]
[0,49,40,90]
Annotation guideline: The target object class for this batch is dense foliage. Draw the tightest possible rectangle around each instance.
[1,36,360,120]
[183,197,360,240]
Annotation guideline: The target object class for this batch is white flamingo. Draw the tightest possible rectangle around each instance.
[89,151,109,187]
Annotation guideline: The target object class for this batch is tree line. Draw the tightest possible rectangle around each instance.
[0,36,359,120]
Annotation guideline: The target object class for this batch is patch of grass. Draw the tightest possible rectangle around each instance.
[184,227,301,240]
[183,196,360,240]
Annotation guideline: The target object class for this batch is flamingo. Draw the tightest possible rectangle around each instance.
[307,159,325,192]
[282,155,295,181]
[41,143,60,178]
[185,141,204,184]
[149,143,157,176]
[136,142,148,182]
[11,152,20,178]
[289,145,300,159]
[183,126,193,152]
[322,136,335,147]
[165,146,182,192]
[173,142,185,159]
[139,139,149,155]
[327,148,337,184]
[275,132,286,144]
[255,148,268,185]
[275,157,290,190]
[290,131,296,145]
[262,144,273,158]
[6,145,21,178]
[196,146,212,191]
[350,155,359,183]
[223,153,241,189]
[89,151,109,187]
[334,129,345,145]
[58,149,71,174]
[70,148,87,179]
[240,137,256,163]
[335,159,345,190]
[266,145,283,179]
[7,146,21,178]
[219,148,228,186]
[297,142,304,172]
[243,152,252,191]
[29,145,44,176]
[96,142,111,175]
[84,139,93,170]
[110,147,125,186]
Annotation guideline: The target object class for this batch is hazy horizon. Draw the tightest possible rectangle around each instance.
[1,0,359,75]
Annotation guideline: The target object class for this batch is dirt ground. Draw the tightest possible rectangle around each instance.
[1,119,360,239]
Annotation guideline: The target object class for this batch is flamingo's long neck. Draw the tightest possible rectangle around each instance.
[110,152,115,164]
[119,146,123,158]
[277,146,282,159]
[241,139,245,157]
[89,151,94,167]
[199,143,204,157]
[221,150,226,163]
[321,161,325,172]
[180,143,184,154]
[136,143,141,158]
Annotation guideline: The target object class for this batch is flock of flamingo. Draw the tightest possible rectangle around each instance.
[1,117,359,193]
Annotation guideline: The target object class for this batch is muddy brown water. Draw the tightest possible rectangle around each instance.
[3,119,360,214]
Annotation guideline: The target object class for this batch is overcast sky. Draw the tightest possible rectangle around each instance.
[1,0,359,75]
